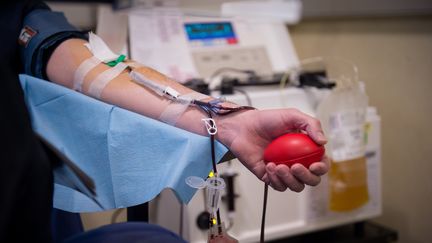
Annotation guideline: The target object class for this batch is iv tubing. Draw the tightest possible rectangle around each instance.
[260,184,268,243]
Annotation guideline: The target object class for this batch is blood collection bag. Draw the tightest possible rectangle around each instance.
[317,60,369,212]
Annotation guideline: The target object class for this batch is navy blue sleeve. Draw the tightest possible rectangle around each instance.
[19,1,88,79]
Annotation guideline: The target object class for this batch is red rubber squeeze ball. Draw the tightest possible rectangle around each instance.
[263,133,325,168]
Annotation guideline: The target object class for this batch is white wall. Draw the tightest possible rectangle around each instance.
[290,16,432,243]
[47,2,99,30]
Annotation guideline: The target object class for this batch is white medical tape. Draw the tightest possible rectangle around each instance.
[159,99,192,126]
[86,32,119,63]
[88,62,128,98]
[73,56,101,92]
[159,92,210,126]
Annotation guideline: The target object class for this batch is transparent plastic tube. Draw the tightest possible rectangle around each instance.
[208,222,238,243]
[206,177,225,215]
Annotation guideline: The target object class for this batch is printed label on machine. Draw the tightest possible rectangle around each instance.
[129,8,299,83]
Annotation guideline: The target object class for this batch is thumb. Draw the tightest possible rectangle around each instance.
[285,109,327,145]
[308,128,327,145]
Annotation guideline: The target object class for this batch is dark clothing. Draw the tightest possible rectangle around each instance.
[0,1,53,242]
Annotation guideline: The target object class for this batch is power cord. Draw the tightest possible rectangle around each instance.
[207,67,257,90]
[233,88,252,107]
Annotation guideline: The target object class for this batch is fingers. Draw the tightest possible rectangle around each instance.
[265,163,305,192]
[265,163,286,191]
[251,159,267,181]
[291,164,321,186]
[282,109,327,145]
[309,155,330,176]
[264,159,329,192]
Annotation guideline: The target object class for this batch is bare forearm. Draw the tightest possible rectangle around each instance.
[45,38,329,191]
[46,38,221,139]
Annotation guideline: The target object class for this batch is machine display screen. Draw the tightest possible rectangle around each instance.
[184,22,237,45]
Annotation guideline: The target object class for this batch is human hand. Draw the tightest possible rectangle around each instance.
[216,108,329,192]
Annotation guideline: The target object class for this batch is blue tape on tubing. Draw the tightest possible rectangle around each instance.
[20,9,87,78]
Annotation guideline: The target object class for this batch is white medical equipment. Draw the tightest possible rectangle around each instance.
[96,5,382,242]
[152,87,381,243]
[127,7,299,82]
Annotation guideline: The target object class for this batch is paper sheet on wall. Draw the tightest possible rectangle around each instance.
[128,8,198,82]
[96,5,129,55]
